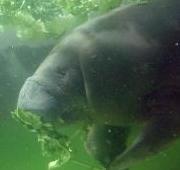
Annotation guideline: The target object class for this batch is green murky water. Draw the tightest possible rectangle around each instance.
[0,116,180,170]
[0,0,180,170]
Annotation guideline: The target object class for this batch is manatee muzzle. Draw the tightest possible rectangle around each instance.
[17,76,61,121]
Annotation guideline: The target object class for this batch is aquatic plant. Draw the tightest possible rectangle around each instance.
[12,109,71,169]
[0,0,148,40]
[12,109,104,170]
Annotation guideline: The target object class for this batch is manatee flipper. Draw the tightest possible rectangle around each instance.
[86,124,129,167]
[108,91,180,170]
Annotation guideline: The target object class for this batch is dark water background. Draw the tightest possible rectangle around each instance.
[0,31,180,170]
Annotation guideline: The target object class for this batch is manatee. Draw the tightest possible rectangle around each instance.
[17,0,180,169]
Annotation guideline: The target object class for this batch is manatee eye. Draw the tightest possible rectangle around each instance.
[57,69,66,76]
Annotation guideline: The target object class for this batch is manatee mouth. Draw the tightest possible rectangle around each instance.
[17,76,60,121]
[16,77,73,168]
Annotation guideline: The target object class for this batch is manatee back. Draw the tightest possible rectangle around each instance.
[77,0,180,125]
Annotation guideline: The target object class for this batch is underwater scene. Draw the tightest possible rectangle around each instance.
[0,0,180,170]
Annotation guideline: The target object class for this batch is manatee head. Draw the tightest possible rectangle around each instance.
[16,64,90,169]
[17,65,87,123]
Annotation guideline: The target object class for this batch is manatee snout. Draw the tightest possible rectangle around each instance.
[17,76,60,121]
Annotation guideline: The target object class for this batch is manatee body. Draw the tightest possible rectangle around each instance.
[17,0,180,169]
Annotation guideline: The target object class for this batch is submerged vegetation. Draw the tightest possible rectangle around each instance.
[0,0,148,40]
[12,109,103,170]
[12,109,72,169]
